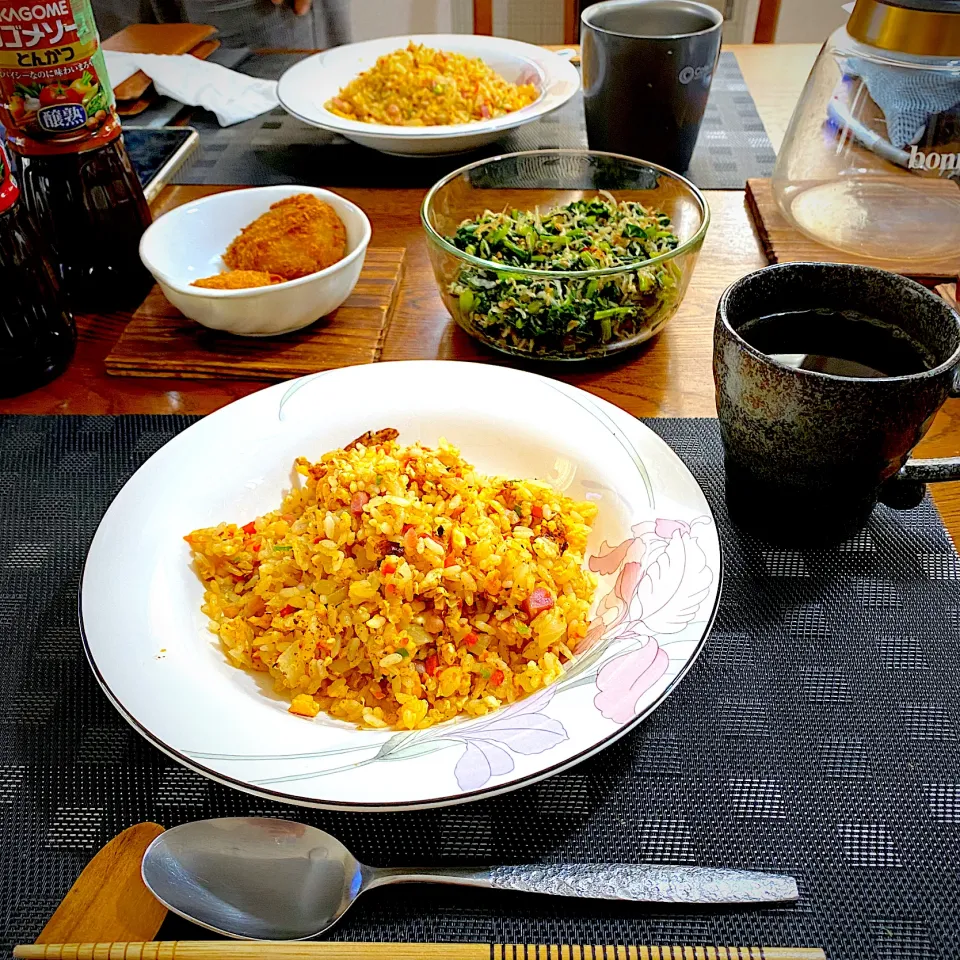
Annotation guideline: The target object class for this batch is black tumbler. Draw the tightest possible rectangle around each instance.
[581,0,724,172]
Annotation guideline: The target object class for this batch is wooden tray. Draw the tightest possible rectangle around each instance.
[105,248,405,381]
[746,179,959,286]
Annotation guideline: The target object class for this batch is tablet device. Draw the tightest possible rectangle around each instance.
[124,126,200,202]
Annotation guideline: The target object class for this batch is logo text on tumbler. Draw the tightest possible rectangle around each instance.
[679,65,712,84]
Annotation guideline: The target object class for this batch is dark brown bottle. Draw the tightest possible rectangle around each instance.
[0,142,76,397]
[0,0,153,312]
[17,138,153,311]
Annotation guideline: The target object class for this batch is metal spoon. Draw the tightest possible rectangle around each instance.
[142,817,798,940]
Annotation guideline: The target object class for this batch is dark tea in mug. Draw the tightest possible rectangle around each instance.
[738,308,936,379]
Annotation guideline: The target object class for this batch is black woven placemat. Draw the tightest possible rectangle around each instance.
[2,414,959,957]
[172,51,775,191]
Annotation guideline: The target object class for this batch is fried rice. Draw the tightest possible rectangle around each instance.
[185,431,598,730]
[324,41,539,127]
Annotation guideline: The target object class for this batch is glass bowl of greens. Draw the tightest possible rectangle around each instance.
[422,150,710,360]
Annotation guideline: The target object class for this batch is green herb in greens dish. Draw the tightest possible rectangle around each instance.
[446,192,682,357]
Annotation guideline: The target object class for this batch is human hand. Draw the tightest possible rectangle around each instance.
[271,0,312,16]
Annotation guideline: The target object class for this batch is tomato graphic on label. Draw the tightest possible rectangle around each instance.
[39,83,84,107]
[37,81,88,135]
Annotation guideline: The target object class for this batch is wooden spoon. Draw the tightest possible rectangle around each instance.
[35,822,167,944]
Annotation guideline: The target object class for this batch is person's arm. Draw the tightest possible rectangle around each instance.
[269,0,349,36]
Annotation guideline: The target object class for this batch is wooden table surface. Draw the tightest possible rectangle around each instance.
[6,42,960,544]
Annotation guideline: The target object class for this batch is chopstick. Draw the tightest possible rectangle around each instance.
[14,942,826,959]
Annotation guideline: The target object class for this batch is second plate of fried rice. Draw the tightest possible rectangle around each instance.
[82,361,721,810]
[277,35,580,157]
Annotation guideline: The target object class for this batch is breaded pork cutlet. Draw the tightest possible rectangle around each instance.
[223,194,347,280]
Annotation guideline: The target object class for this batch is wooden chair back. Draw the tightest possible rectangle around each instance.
[472,0,580,45]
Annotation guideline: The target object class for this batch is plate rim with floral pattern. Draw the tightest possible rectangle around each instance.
[80,362,722,811]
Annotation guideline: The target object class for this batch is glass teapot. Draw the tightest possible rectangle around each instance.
[772,0,960,262]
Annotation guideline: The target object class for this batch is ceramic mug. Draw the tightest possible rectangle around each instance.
[714,262,960,546]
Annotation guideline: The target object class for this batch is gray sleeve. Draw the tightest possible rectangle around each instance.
[91,0,160,41]
[177,0,352,49]
[319,0,349,45]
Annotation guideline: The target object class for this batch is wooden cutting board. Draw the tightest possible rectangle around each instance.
[115,38,222,117]
[105,23,219,102]
[104,248,405,381]
[104,22,217,55]
[746,179,959,286]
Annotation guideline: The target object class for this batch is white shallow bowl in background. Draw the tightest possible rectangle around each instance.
[81,362,722,811]
[139,185,372,337]
[277,35,581,157]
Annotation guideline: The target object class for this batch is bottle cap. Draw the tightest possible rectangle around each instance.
[848,0,960,57]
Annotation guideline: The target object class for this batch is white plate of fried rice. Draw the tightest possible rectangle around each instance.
[276,35,581,157]
[81,362,721,810]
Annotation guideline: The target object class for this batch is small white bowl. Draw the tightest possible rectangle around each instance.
[139,186,372,337]
[277,35,580,157]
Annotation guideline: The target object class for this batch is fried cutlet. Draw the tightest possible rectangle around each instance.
[223,194,347,280]
[191,270,285,290]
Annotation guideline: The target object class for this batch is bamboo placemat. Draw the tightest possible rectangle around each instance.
[104,248,405,380]
[745,179,959,286]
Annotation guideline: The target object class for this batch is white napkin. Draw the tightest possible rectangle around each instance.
[103,51,279,126]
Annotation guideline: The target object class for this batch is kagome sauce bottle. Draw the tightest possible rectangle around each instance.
[0,0,152,310]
